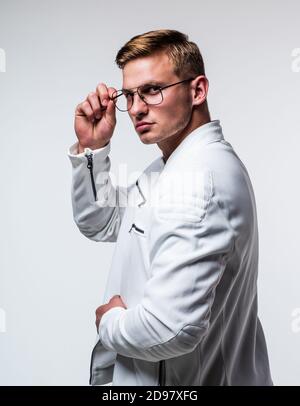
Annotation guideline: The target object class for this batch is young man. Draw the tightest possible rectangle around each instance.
[68,30,273,386]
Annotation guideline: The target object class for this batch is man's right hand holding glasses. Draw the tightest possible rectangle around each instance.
[74,83,117,154]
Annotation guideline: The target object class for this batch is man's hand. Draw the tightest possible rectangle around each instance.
[75,83,117,153]
[95,295,127,333]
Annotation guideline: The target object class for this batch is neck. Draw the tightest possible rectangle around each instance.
[159,108,211,163]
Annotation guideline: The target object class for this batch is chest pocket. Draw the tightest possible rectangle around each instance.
[128,206,151,238]
[128,178,153,238]
[129,222,146,237]
[127,205,152,281]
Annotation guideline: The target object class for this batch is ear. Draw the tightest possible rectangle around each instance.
[191,75,209,107]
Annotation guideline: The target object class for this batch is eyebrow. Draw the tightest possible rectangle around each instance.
[122,80,165,92]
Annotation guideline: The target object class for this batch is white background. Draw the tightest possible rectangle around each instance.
[0,0,299,385]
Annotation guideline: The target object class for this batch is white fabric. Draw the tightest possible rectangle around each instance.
[68,120,272,386]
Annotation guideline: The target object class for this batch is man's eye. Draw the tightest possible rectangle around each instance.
[124,92,133,99]
[142,86,160,95]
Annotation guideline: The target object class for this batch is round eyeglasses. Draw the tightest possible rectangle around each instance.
[110,77,196,112]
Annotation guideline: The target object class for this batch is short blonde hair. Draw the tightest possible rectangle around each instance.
[115,29,206,78]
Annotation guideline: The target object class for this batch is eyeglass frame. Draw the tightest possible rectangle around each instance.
[110,77,196,112]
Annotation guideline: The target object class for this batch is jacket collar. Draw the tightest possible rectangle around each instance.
[135,120,223,207]
[163,120,224,170]
[135,156,164,207]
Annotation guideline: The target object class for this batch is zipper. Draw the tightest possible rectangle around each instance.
[158,360,166,386]
[85,149,98,201]
[129,223,145,235]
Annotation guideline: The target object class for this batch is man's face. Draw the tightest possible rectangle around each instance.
[122,52,194,145]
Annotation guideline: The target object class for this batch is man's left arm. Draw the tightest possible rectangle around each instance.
[98,172,235,362]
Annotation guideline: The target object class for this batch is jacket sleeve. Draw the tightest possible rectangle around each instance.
[68,141,126,242]
[98,170,236,361]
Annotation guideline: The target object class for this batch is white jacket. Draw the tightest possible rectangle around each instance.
[68,120,273,386]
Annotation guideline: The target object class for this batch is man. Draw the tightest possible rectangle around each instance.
[68,29,272,386]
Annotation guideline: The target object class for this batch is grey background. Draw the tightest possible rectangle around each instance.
[0,0,299,385]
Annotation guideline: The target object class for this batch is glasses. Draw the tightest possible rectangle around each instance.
[110,77,196,112]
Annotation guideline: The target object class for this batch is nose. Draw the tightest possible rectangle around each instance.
[129,92,149,117]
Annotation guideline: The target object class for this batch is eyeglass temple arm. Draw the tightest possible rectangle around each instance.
[160,77,196,91]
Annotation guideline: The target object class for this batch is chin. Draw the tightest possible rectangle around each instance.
[137,129,158,144]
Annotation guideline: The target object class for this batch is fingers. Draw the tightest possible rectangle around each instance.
[95,305,105,332]
[106,87,117,119]
[108,294,127,308]
[76,100,95,122]
[96,83,110,109]
[107,87,117,100]
[76,83,116,122]
[94,296,126,333]
[109,294,121,301]
[96,84,117,122]
[95,317,100,333]
[87,92,102,119]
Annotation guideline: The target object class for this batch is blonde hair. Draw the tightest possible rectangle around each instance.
[115,29,205,78]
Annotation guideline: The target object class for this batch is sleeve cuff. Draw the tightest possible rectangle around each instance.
[98,307,126,344]
[67,141,111,167]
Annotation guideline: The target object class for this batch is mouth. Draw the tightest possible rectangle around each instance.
[135,122,154,132]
